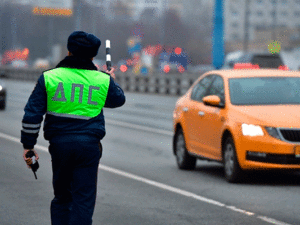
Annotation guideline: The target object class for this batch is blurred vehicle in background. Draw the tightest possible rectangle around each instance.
[173,63,300,183]
[159,47,190,74]
[11,60,28,68]
[223,51,284,69]
[1,48,29,67]
[222,51,244,69]
[33,58,50,69]
[280,48,300,71]
[0,78,6,110]
[160,62,179,73]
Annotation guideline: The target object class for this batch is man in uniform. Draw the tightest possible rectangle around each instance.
[21,31,126,225]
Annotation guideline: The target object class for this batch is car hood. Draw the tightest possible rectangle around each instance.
[229,105,300,128]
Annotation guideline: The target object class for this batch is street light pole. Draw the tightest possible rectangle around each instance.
[75,0,82,30]
[160,0,167,46]
[92,3,100,34]
[11,3,17,49]
[272,0,277,40]
[48,17,54,56]
[0,3,2,54]
[243,0,250,52]
[212,0,224,69]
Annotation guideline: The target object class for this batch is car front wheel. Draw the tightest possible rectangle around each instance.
[223,137,243,183]
[174,129,196,170]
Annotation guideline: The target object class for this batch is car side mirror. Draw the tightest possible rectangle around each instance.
[203,95,223,107]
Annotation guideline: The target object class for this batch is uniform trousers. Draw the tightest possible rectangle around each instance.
[49,135,102,225]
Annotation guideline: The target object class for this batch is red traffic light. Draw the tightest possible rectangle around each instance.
[163,65,170,73]
[174,47,182,55]
[120,65,128,72]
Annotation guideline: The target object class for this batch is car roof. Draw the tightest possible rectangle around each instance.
[205,69,300,79]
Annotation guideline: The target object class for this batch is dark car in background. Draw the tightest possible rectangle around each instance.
[223,51,284,69]
[0,79,6,110]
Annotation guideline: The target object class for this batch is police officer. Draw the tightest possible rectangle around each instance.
[21,31,126,225]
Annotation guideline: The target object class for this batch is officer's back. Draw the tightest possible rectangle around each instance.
[21,31,125,225]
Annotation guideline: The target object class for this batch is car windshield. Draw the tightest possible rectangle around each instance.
[229,77,300,105]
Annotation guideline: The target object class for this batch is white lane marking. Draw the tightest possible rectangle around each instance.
[0,131,293,225]
[106,118,173,136]
[226,206,255,216]
[257,216,292,225]
[99,164,225,206]
[0,132,48,151]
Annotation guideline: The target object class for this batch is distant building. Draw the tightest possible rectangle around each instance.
[224,0,300,50]
[94,0,183,20]
[5,0,31,4]
[181,0,213,25]
[131,0,183,20]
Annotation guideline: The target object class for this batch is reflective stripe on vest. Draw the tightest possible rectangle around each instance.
[44,67,110,120]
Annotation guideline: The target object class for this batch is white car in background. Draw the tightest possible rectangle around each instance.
[11,60,28,68]
[33,58,50,69]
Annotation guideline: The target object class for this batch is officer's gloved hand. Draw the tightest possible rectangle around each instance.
[105,67,115,80]
[23,149,39,169]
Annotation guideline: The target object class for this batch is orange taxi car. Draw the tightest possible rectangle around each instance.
[172,64,300,182]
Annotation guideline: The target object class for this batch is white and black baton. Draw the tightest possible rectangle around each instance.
[106,40,111,71]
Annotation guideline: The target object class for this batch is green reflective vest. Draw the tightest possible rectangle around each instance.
[44,67,110,120]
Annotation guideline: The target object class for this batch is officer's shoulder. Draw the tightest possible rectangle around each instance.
[42,68,55,73]
[42,67,60,75]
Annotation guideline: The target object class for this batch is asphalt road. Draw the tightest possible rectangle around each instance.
[0,79,300,225]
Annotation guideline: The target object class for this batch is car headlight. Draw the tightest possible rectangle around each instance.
[0,85,2,91]
[241,124,264,136]
[264,126,282,140]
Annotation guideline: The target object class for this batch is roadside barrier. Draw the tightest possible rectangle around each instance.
[0,67,202,96]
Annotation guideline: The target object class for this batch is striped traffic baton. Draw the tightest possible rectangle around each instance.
[106,40,111,71]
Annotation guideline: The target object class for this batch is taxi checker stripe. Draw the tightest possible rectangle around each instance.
[21,128,39,134]
[22,123,41,128]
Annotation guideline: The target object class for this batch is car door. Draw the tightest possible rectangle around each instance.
[197,75,226,160]
[183,75,215,156]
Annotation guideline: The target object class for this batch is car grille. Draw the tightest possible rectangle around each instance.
[246,153,300,165]
[279,129,300,143]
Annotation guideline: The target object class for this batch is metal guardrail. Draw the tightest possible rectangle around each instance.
[0,67,43,82]
[0,67,202,96]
